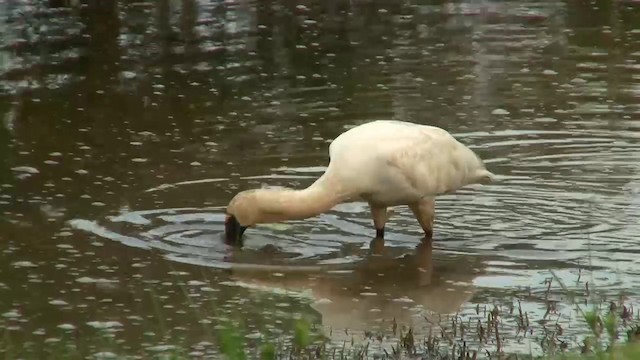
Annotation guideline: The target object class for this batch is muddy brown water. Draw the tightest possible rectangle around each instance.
[1,0,640,357]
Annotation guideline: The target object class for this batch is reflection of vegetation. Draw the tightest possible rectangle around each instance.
[0,0,638,220]
[0,98,13,185]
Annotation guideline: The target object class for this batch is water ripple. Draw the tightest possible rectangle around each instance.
[68,123,640,293]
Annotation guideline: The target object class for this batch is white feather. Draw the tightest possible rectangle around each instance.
[324,120,494,205]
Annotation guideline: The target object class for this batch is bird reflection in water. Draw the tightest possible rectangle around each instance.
[227,236,483,342]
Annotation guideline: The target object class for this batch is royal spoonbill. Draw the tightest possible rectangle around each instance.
[224,120,495,245]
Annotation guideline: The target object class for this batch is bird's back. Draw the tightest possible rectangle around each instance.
[329,120,452,154]
[326,120,492,204]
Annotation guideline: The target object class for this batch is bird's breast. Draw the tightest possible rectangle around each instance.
[362,189,422,207]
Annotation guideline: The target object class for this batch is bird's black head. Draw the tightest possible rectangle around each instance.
[224,214,248,246]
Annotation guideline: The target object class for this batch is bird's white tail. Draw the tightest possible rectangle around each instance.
[475,169,497,184]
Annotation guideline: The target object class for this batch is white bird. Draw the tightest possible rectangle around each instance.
[224,120,496,245]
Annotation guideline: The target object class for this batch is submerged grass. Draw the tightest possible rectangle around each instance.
[213,318,640,360]
[1,301,638,360]
[2,269,640,359]
[201,265,640,360]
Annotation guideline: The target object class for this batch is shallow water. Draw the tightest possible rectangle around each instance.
[1,0,640,357]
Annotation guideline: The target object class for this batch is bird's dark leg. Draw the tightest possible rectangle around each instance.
[224,214,247,247]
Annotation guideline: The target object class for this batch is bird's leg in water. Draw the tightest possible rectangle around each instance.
[370,204,387,238]
[409,198,435,239]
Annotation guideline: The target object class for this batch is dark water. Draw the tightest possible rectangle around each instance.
[1,0,640,357]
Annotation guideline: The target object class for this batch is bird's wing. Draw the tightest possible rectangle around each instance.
[384,132,471,196]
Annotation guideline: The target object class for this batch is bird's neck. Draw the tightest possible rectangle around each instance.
[256,176,347,223]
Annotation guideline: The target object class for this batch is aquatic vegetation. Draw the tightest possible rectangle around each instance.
[1,269,639,360]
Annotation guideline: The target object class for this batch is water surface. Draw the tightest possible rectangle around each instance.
[1,0,640,357]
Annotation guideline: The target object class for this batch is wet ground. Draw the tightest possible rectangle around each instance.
[1,0,640,358]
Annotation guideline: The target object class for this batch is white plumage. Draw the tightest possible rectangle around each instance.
[224,120,495,244]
